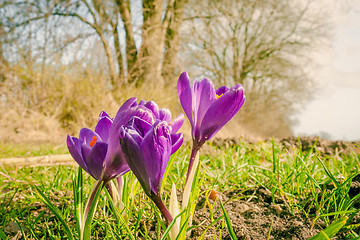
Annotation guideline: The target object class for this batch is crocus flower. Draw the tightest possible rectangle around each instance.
[67,110,125,235]
[67,111,116,180]
[102,98,184,182]
[120,118,183,196]
[177,72,245,180]
[67,98,184,232]
[177,72,245,148]
[67,97,184,183]
[119,118,183,224]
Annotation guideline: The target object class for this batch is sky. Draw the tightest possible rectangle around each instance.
[293,1,360,141]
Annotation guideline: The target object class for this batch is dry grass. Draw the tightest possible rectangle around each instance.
[0,63,287,145]
[0,64,188,144]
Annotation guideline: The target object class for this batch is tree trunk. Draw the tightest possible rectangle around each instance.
[137,0,165,86]
[99,32,118,86]
[162,0,188,85]
[116,0,137,83]
[113,21,125,84]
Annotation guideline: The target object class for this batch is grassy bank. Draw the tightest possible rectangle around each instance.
[0,139,359,239]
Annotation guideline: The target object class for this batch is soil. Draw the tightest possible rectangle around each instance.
[211,136,360,156]
[190,185,360,240]
[191,136,360,239]
[5,185,359,240]
[3,136,359,239]
[190,187,320,240]
[279,136,360,156]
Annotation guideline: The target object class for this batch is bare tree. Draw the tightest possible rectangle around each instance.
[181,0,329,137]
[1,0,188,87]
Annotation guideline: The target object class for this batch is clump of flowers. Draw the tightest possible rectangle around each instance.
[65,72,245,240]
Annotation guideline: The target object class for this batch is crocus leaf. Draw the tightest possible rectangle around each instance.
[169,182,180,240]
[82,180,103,240]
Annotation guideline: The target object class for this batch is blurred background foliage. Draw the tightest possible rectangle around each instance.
[0,0,330,144]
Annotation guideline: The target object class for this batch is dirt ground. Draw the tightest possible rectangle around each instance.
[191,187,321,240]
[191,137,360,239]
[3,137,359,239]
[210,136,360,157]
[190,184,360,240]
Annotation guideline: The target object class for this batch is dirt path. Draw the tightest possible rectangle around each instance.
[0,154,75,168]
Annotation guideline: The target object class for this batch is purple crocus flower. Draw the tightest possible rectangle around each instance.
[67,97,184,230]
[177,72,245,180]
[120,118,183,196]
[67,111,115,180]
[102,98,184,182]
[67,97,184,183]
[177,72,245,147]
[119,118,183,224]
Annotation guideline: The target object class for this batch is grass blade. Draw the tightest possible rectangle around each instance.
[73,167,83,238]
[104,188,135,240]
[309,216,348,240]
[33,185,74,240]
[0,229,6,240]
[219,199,237,240]
[317,156,339,188]
[161,210,186,240]
[169,182,180,240]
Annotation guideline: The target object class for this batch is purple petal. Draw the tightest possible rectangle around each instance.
[141,121,172,194]
[216,86,229,96]
[121,125,143,145]
[159,108,171,123]
[101,124,130,181]
[102,131,129,180]
[177,72,193,126]
[119,127,151,195]
[138,99,147,106]
[116,97,137,116]
[128,116,152,138]
[104,105,156,175]
[200,84,245,142]
[80,143,91,168]
[144,101,160,119]
[79,128,101,145]
[85,142,107,180]
[170,113,184,133]
[99,111,110,120]
[170,133,183,155]
[102,151,130,181]
[67,135,90,174]
[192,78,216,138]
[117,106,156,128]
[95,116,112,143]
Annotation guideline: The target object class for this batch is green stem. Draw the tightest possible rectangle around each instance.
[150,193,173,225]
[82,180,104,240]
[105,182,114,200]
[186,144,200,182]
[116,176,123,202]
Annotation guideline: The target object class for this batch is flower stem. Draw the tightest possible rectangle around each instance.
[150,193,173,225]
[186,144,200,182]
[105,182,114,200]
[81,180,104,240]
[84,180,103,219]
[116,176,123,202]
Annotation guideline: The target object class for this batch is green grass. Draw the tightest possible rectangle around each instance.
[0,143,68,158]
[0,139,359,239]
